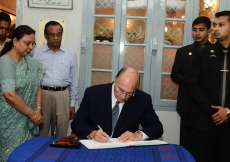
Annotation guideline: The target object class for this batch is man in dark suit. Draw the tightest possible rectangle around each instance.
[188,11,230,162]
[71,67,163,142]
[170,16,211,148]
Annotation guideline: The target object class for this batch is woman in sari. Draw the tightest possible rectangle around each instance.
[0,25,44,161]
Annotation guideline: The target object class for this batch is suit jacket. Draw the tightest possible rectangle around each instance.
[188,42,230,131]
[171,43,196,116]
[71,83,163,140]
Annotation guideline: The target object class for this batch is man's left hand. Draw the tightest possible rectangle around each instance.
[69,106,75,119]
[211,105,228,125]
[118,131,143,143]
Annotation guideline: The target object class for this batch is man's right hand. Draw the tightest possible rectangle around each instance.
[211,105,229,125]
[89,129,110,142]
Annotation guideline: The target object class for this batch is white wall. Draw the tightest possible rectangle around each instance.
[0,0,16,14]
[18,0,180,144]
[19,0,82,64]
[156,111,180,144]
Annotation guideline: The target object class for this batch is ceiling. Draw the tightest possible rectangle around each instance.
[0,0,16,15]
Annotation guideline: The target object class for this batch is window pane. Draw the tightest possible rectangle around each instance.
[127,0,147,17]
[91,72,143,89]
[199,0,219,20]
[93,45,112,69]
[95,0,115,15]
[138,74,143,90]
[91,72,111,86]
[94,18,114,42]
[166,0,186,18]
[124,46,144,71]
[161,76,178,100]
[164,21,184,46]
[163,49,177,73]
[126,19,146,44]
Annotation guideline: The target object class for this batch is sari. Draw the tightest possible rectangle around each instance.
[0,55,44,162]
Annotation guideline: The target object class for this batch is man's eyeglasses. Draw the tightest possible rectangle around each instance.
[0,26,10,31]
[116,86,135,97]
[48,33,62,39]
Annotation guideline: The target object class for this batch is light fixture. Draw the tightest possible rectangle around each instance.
[165,27,168,32]
[173,22,177,25]
[166,8,176,17]
[204,0,215,11]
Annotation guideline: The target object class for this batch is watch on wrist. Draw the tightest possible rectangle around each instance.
[226,108,230,118]
[135,130,143,137]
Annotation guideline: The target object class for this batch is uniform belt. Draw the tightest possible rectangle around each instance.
[41,86,67,91]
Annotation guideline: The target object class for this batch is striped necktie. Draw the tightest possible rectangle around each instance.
[112,101,120,132]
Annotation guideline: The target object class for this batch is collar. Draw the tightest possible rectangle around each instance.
[0,37,11,46]
[112,83,116,105]
[43,44,65,53]
[111,83,125,105]
[194,41,211,49]
[216,41,230,54]
[5,37,11,43]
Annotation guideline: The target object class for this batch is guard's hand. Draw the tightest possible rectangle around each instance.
[90,129,110,142]
[118,131,143,143]
[211,105,228,125]
[69,106,75,119]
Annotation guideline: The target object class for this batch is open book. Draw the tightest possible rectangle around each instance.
[80,138,168,149]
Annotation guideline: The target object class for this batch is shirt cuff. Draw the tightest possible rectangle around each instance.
[70,100,76,107]
[136,131,149,140]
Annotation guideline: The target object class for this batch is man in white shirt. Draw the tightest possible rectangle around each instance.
[33,21,78,137]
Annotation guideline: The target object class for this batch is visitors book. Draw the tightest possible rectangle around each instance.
[80,138,168,149]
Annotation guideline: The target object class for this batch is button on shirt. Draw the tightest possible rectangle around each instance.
[32,44,78,107]
[111,84,148,140]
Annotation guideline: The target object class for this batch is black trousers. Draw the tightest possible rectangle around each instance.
[180,116,189,150]
[187,123,230,162]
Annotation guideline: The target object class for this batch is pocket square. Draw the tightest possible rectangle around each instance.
[210,54,217,57]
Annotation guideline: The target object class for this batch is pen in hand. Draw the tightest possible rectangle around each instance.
[97,125,103,131]
[97,125,112,143]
